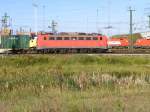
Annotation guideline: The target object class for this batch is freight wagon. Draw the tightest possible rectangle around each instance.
[0,35,30,53]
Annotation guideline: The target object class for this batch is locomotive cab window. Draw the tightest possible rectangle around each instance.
[43,37,47,40]
[56,37,62,40]
[100,37,103,40]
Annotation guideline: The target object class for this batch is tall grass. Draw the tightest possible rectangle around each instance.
[0,55,150,112]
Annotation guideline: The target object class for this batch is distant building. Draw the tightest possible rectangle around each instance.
[140,32,150,39]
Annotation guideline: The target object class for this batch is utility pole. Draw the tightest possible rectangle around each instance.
[52,20,57,34]
[43,5,46,32]
[144,4,150,30]
[1,13,11,35]
[148,15,150,29]
[96,8,99,33]
[33,3,38,35]
[48,20,58,34]
[1,13,10,29]
[86,17,89,33]
[129,7,135,53]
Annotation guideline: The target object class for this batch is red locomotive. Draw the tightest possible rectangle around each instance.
[108,37,129,48]
[134,38,150,48]
[36,33,108,53]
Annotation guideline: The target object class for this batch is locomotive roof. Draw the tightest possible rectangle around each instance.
[40,32,103,37]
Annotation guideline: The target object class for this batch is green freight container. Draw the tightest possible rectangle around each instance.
[1,35,30,49]
[1,35,18,49]
[18,35,30,49]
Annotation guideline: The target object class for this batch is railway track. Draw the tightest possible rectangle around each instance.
[0,48,150,56]
[110,48,150,54]
[1,53,150,57]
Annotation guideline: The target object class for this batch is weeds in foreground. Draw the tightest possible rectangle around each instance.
[0,55,150,112]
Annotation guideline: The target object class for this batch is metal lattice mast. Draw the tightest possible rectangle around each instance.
[1,13,10,29]
[129,7,135,53]
[48,20,58,34]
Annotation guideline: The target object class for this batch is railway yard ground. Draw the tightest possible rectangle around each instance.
[0,54,150,112]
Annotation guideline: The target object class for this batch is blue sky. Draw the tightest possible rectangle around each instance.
[0,0,150,35]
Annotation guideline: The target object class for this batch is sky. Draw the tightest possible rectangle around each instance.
[0,0,150,35]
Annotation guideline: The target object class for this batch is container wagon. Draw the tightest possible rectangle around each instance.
[0,35,30,53]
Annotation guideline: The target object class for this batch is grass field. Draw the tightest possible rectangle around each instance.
[0,54,150,112]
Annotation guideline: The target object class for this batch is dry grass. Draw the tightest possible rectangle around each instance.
[0,54,150,112]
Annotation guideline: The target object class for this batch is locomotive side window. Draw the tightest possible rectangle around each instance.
[78,37,84,40]
[44,37,47,40]
[49,37,55,40]
[93,37,98,40]
[56,37,62,40]
[86,37,92,40]
[64,37,70,40]
[71,37,77,40]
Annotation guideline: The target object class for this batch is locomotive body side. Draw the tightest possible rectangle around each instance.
[37,34,108,52]
[134,39,150,48]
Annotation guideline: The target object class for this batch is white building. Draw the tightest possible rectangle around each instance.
[140,32,150,39]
